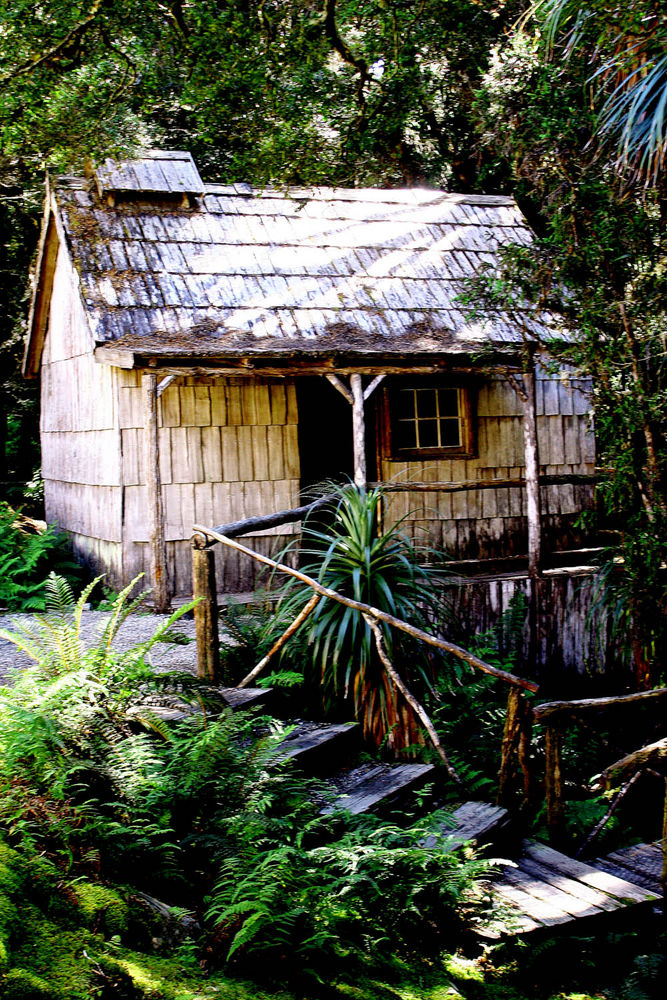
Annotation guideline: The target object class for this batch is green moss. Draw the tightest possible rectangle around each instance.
[8,907,95,1000]
[0,859,21,894]
[0,968,53,999]
[70,880,129,936]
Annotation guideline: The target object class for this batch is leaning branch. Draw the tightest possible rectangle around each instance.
[192,524,539,693]
[594,737,667,790]
[0,0,104,85]
[324,0,369,109]
[576,772,641,857]
[238,593,320,689]
[363,613,463,787]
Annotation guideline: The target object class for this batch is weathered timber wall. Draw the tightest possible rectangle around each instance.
[444,570,608,676]
[40,243,124,585]
[118,372,301,595]
[381,369,595,560]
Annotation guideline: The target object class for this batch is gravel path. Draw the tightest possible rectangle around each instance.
[0,610,199,684]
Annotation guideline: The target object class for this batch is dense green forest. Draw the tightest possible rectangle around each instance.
[1,0,665,671]
[0,2,666,996]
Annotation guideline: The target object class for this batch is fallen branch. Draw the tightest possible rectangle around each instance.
[238,593,320,689]
[363,613,463,787]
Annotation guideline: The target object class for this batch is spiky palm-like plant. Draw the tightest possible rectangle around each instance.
[528,0,667,185]
[281,486,449,753]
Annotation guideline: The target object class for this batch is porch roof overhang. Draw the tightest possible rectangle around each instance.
[93,338,528,376]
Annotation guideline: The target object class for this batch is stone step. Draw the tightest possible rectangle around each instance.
[276,721,360,774]
[323,762,437,816]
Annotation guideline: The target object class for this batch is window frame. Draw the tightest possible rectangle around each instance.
[380,377,476,461]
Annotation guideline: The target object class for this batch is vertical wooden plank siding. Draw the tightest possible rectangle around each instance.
[117,373,301,594]
[143,371,169,611]
[40,243,124,582]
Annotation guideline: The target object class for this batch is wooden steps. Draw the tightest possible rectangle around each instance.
[126,685,271,723]
[422,801,509,851]
[323,763,436,816]
[220,686,272,711]
[275,721,360,773]
[480,839,659,938]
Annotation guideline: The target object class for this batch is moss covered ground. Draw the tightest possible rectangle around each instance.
[1,826,664,1000]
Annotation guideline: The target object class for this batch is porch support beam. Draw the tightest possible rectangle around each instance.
[350,373,366,487]
[325,373,385,490]
[326,373,353,404]
[142,371,170,613]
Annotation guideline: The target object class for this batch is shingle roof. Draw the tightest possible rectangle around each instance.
[48,155,565,366]
[95,150,204,200]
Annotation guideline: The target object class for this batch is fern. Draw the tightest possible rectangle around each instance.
[0,503,82,611]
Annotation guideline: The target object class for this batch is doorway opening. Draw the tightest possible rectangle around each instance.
[295,377,378,497]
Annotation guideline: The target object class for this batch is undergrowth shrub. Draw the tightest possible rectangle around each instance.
[273,485,453,752]
[433,592,529,794]
[0,503,81,611]
[206,812,492,982]
[0,573,495,990]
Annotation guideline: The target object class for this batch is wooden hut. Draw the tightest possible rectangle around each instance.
[24,151,595,664]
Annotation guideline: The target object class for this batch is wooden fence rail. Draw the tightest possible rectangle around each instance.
[189,488,663,855]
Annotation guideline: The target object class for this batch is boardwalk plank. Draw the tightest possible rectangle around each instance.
[504,866,605,920]
[492,878,573,928]
[523,841,658,904]
[517,856,623,913]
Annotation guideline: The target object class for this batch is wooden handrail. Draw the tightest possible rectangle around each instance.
[193,522,539,693]
[534,687,667,722]
[203,493,336,541]
[194,475,597,545]
[535,688,667,845]
[370,473,596,493]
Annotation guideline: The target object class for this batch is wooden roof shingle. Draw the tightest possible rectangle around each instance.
[25,153,569,375]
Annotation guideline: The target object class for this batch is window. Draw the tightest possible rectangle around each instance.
[382,380,474,459]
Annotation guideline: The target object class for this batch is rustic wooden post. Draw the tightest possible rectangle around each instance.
[350,373,367,488]
[545,721,565,844]
[192,534,220,682]
[326,373,385,491]
[522,356,541,669]
[662,777,667,907]
[143,371,169,613]
[498,688,532,807]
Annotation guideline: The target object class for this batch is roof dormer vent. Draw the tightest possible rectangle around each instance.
[94,150,204,207]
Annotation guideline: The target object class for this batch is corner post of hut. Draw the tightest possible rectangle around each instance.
[522,350,542,670]
[142,370,170,613]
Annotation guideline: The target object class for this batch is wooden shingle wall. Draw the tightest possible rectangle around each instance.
[381,370,594,560]
[446,570,610,674]
[40,244,124,583]
[118,372,300,594]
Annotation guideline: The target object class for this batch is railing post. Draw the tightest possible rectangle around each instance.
[662,777,667,909]
[192,535,220,683]
[545,721,565,845]
[498,688,532,807]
